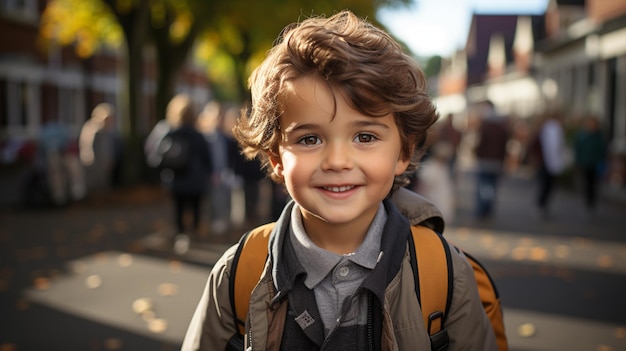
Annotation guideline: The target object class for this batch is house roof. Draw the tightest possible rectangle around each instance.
[556,0,586,6]
[464,14,546,86]
[465,15,517,86]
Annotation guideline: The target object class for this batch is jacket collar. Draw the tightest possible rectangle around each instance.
[390,187,444,233]
[268,198,412,306]
[359,199,411,304]
[269,201,300,296]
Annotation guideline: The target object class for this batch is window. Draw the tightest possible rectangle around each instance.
[1,0,38,23]
[5,80,28,129]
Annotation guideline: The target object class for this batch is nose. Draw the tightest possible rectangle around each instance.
[321,142,353,171]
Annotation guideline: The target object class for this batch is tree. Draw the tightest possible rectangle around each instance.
[148,0,204,132]
[40,0,147,142]
[39,0,123,58]
[195,0,411,102]
[40,0,205,182]
[40,0,413,183]
[39,0,413,130]
[423,55,442,78]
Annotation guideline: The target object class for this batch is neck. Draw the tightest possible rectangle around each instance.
[299,209,377,255]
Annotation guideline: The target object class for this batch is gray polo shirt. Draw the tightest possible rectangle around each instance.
[289,203,386,334]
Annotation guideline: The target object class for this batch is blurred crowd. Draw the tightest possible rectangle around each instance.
[14,94,285,239]
[411,100,609,225]
[15,94,610,247]
[141,94,287,251]
[21,102,123,207]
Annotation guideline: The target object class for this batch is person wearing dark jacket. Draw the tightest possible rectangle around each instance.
[574,115,606,216]
[473,100,510,218]
[160,94,212,252]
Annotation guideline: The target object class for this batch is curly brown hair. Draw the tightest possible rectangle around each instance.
[233,10,438,190]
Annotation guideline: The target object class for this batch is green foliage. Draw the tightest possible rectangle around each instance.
[193,0,409,101]
[423,55,442,78]
[149,0,195,44]
[39,0,123,57]
[39,0,413,102]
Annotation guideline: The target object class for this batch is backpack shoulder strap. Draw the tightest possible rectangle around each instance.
[409,225,454,350]
[229,222,275,335]
[229,223,456,347]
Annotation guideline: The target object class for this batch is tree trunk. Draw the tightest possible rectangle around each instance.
[155,52,177,124]
[152,18,198,121]
[106,0,150,184]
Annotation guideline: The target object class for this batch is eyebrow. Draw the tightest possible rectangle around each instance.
[283,123,317,134]
[283,119,391,134]
[352,120,391,130]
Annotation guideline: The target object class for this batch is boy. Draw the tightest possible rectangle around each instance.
[181,10,497,350]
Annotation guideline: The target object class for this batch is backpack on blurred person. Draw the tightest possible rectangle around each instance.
[227,222,508,351]
[157,132,190,173]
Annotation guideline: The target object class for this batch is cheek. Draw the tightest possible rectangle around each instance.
[277,151,304,180]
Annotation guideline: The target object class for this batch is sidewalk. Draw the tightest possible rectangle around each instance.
[0,182,266,351]
[451,169,626,242]
[0,184,185,350]
[600,182,626,207]
[1,174,625,350]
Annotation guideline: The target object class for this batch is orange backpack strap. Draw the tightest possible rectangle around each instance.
[229,223,275,335]
[409,225,453,350]
[228,223,506,351]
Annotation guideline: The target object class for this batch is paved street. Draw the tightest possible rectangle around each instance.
[1,170,625,351]
[450,171,626,351]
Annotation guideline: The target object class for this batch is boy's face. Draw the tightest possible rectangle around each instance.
[269,75,409,230]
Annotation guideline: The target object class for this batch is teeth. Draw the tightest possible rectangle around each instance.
[324,185,355,193]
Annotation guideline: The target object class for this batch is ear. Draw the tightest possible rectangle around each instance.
[394,157,410,176]
[268,153,284,178]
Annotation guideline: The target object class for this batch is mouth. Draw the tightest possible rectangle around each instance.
[322,185,357,193]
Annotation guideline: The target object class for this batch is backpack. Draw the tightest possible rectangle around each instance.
[227,223,508,351]
[157,132,190,172]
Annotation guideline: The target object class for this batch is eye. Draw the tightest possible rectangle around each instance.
[298,135,321,146]
[355,133,377,143]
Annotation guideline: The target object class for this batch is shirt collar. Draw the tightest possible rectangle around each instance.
[290,203,386,289]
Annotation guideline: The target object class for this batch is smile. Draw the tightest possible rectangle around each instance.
[322,185,356,193]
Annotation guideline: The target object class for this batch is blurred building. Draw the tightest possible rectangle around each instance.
[0,1,210,165]
[0,1,211,206]
[537,0,626,187]
[436,0,626,188]
[435,14,548,120]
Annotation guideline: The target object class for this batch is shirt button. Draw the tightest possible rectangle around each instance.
[338,266,350,277]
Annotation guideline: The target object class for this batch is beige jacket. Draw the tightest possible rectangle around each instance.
[181,188,497,350]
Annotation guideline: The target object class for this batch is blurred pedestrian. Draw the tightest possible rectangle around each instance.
[79,103,122,191]
[31,115,86,205]
[473,100,510,218]
[417,141,456,223]
[533,109,569,219]
[574,115,606,216]
[438,113,462,176]
[100,108,124,188]
[160,94,212,252]
[196,101,237,235]
[226,106,267,227]
[145,101,183,170]
[63,132,86,202]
